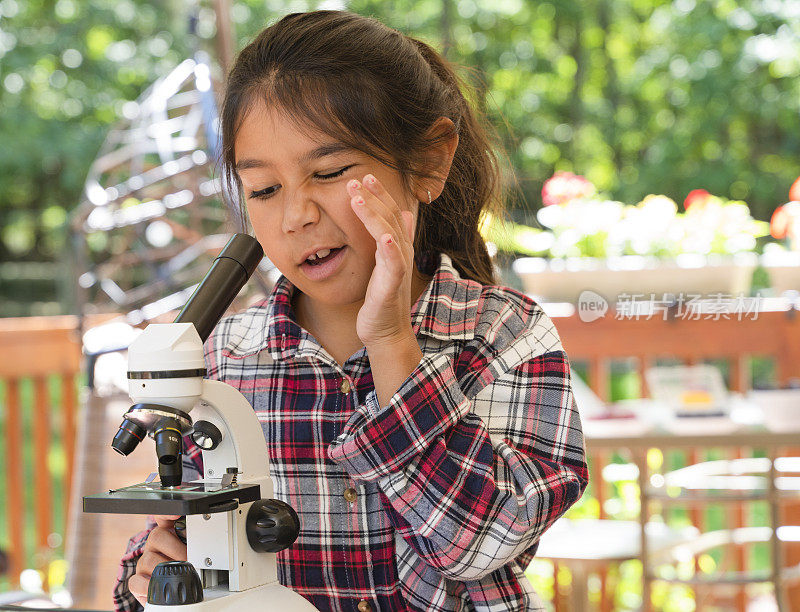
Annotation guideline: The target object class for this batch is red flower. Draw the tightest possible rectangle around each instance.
[683,189,712,210]
[789,176,800,202]
[771,202,800,240]
[541,171,595,206]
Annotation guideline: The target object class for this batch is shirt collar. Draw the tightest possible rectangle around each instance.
[221,252,482,360]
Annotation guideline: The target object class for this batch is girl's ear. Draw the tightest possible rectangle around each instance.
[414,117,459,204]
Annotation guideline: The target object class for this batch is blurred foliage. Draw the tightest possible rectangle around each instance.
[356,0,800,221]
[1,0,799,314]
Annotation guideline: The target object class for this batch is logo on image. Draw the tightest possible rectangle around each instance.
[577,290,608,323]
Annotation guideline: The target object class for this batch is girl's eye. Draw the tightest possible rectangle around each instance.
[248,165,354,201]
[249,185,279,200]
[316,164,355,180]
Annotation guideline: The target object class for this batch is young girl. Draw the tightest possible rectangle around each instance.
[114,10,587,612]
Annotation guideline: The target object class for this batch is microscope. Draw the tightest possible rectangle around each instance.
[84,234,319,611]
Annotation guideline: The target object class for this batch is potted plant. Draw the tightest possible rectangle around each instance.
[497,173,769,304]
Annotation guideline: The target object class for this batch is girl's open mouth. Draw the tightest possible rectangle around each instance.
[300,246,346,280]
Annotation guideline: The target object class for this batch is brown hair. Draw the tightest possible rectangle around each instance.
[220,10,507,285]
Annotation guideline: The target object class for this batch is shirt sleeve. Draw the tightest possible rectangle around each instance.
[327,303,588,581]
[182,433,204,481]
[112,516,156,612]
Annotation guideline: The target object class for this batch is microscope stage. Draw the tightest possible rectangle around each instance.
[83,481,261,515]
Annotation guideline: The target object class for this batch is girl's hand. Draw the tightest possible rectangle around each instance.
[129,515,187,606]
[348,174,416,348]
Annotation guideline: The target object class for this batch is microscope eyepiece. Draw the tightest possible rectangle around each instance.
[111,417,147,456]
[173,234,263,342]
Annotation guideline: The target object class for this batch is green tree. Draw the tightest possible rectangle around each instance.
[1,0,798,314]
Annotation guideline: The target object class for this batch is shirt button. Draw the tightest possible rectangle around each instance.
[340,378,351,394]
[344,487,358,503]
[357,600,371,612]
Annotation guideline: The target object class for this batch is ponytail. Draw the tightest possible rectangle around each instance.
[407,38,504,285]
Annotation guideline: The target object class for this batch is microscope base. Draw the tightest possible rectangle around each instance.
[145,581,319,611]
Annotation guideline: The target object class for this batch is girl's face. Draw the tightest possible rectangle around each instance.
[234,100,419,310]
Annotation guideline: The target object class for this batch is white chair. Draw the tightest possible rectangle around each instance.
[644,456,800,611]
[535,515,698,609]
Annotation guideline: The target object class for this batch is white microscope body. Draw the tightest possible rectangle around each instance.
[127,323,318,611]
[84,234,318,611]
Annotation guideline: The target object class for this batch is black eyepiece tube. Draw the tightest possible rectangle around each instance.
[174,234,263,342]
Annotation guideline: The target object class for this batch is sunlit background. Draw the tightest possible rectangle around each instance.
[1,0,799,315]
[2,1,800,611]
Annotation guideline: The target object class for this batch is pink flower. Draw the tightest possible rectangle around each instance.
[541,171,596,206]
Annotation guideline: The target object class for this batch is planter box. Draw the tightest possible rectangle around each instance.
[512,253,757,304]
[760,252,800,296]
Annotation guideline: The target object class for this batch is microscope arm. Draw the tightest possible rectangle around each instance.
[192,379,272,483]
[182,378,277,593]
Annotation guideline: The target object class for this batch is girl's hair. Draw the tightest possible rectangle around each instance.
[221,10,506,285]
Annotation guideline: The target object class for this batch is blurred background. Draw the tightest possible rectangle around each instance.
[1,1,800,611]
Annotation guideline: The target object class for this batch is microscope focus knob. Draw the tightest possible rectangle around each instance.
[147,561,203,606]
[246,499,300,553]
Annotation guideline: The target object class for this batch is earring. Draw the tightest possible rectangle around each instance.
[426,190,432,205]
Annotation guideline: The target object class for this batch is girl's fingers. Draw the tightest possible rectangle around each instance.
[154,515,182,528]
[351,198,403,255]
[362,174,405,233]
[137,549,173,576]
[402,210,414,242]
[128,573,150,605]
[131,523,187,605]
[145,526,188,562]
[348,178,405,247]
[377,233,408,284]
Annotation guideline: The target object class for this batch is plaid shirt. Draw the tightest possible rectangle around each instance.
[113,252,587,612]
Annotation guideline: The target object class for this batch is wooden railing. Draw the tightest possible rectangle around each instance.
[553,307,800,399]
[0,315,82,587]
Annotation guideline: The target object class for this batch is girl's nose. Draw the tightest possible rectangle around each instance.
[281,189,321,233]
